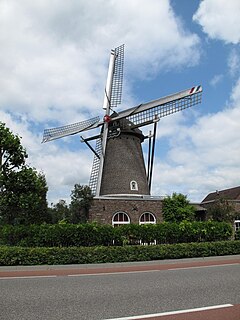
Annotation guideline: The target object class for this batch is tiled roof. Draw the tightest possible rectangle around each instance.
[202,186,240,203]
[192,204,207,211]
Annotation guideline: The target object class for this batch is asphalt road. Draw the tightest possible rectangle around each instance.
[0,256,239,320]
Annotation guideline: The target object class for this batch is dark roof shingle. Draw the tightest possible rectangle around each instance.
[202,186,240,203]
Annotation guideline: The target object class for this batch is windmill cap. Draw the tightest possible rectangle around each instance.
[109,117,144,141]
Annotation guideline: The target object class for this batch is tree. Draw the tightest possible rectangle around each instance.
[0,122,27,175]
[69,184,93,223]
[207,198,236,223]
[48,200,70,224]
[162,192,195,223]
[0,166,50,225]
[0,123,50,225]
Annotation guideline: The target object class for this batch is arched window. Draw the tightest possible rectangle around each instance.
[112,212,130,227]
[139,212,157,245]
[130,180,138,191]
[139,212,156,225]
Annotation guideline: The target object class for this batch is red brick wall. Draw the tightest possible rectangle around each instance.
[89,198,163,224]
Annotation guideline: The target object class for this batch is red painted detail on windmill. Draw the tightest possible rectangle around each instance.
[190,86,202,94]
[104,115,111,123]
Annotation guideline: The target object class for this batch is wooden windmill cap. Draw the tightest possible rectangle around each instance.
[109,117,144,141]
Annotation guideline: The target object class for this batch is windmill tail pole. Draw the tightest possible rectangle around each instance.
[96,49,116,196]
[147,130,152,182]
[148,117,159,193]
[80,136,100,159]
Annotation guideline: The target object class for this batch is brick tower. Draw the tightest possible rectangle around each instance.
[100,119,150,196]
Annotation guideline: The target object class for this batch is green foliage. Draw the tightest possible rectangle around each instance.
[235,229,240,240]
[69,184,93,223]
[207,198,236,223]
[0,122,27,174]
[0,167,49,225]
[0,123,49,225]
[0,241,240,266]
[162,193,195,222]
[48,200,70,224]
[0,221,233,247]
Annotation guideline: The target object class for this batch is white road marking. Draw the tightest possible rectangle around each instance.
[103,304,233,320]
[69,262,239,277]
[168,263,239,271]
[1,262,239,279]
[68,270,161,277]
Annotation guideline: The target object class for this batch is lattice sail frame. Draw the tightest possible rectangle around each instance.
[94,45,125,196]
[42,116,100,143]
[111,86,202,128]
[110,44,124,108]
[89,138,102,195]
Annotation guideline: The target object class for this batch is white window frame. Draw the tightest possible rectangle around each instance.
[130,180,138,191]
[139,212,156,245]
[139,212,156,225]
[234,220,240,232]
[112,211,130,227]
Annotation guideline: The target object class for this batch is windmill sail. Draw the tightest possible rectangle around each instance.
[111,86,202,127]
[42,116,100,143]
[89,138,102,195]
[96,44,125,196]
[110,44,124,108]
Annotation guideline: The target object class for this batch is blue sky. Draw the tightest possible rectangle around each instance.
[0,0,240,204]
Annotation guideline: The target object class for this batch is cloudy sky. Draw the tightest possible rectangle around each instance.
[1,0,240,204]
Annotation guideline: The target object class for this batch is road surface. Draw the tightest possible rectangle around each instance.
[0,255,239,320]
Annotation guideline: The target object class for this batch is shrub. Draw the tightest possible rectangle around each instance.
[162,193,195,222]
[0,221,233,247]
[235,228,240,240]
[0,241,239,266]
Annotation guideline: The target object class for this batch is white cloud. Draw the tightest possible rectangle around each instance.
[34,149,92,204]
[150,0,240,202]
[193,0,240,44]
[152,78,240,202]
[0,0,202,204]
[0,0,200,124]
[230,77,240,106]
[209,74,223,87]
[228,49,240,77]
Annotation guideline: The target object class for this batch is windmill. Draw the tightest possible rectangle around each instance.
[42,44,202,198]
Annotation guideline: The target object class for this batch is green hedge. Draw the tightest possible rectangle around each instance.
[235,229,240,240]
[0,241,240,266]
[0,221,233,247]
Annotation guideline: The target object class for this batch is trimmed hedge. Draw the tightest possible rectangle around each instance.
[236,228,240,240]
[0,241,240,266]
[0,221,233,247]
